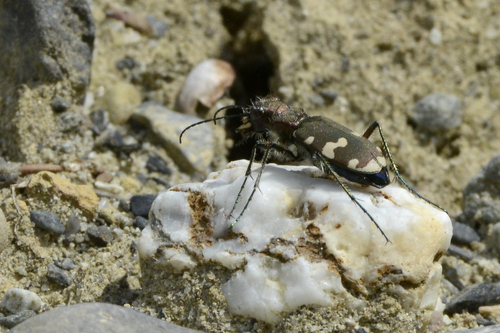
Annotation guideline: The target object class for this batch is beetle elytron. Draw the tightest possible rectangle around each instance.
[180,96,447,243]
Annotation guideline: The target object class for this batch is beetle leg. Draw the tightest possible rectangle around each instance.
[315,152,391,244]
[364,121,448,214]
[230,141,274,228]
[227,144,259,220]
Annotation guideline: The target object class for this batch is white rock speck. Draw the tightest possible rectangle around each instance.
[0,288,42,314]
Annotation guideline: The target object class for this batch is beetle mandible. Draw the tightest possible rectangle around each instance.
[179,96,448,243]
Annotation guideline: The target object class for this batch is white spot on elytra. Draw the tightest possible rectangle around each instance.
[355,159,381,172]
[303,136,315,145]
[288,144,298,156]
[377,156,387,167]
[321,138,348,159]
[347,159,359,169]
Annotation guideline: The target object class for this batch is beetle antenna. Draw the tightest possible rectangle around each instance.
[213,105,239,120]
[179,113,248,143]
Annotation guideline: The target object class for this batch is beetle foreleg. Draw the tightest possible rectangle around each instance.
[227,144,259,220]
[230,142,274,228]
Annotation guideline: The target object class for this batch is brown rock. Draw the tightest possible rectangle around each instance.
[26,172,99,219]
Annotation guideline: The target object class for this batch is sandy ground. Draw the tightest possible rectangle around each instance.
[2,0,500,332]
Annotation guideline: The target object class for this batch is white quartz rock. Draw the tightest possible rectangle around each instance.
[0,288,42,314]
[139,160,452,329]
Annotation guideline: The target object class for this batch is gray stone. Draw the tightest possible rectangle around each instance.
[452,220,481,245]
[135,216,149,230]
[57,112,84,132]
[463,154,500,231]
[30,210,65,235]
[87,226,113,247]
[64,213,80,236]
[90,109,109,135]
[9,302,204,333]
[47,264,72,287]
[54,258,76,271]
[0,310,36,329]
[0,0,95,160]
[447,244,475,262]
[413,93,463,132]
[50,96,71,113]
[445,282,500,315]
[146,155,172,175]
[130,194,157,218]
[146,15,169,38]
[131,102,215,174]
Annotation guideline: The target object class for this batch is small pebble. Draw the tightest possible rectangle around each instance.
[0,309,36,329]
[54,258,75,271]
[479,304,500,316]
[445,282,500,315]
[64,213,80,236]
[118,199,130,212]
[146,15,169,38]
[130,194,157,217]
[308,93,325,106]
[0,288,42,314]
[429,27,442,45]
[47,264,72,287]
[146,155,171,175]
[101,82,141,125]
[30,210,65,235]
[90,108,109,135]
[60,141,75,154]
[486,222,500,254]
[50,96,71,113]
[463,153,500,230]
[475,315,496,327]
[452,220,481,245]
[175,59,235,115]
[115,56,140,70]
[87,225,113,247]
[320,90,338,102]
[135,216,149,230]
[442,259,465,290]
[57,111,84,132]
[412,93,463,133]
[95,172,114,183]
[447,244,475,262]
[94,181,124,195]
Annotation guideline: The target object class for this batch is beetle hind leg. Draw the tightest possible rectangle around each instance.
[363,121,448,214]
[316,153,391,244]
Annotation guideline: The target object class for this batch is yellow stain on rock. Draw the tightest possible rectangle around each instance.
[26,171,99,219]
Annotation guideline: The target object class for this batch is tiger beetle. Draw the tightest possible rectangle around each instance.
[179,96,447,243]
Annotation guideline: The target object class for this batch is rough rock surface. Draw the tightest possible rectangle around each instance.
[10,302,203,333]
[0,0,95,161]
[138,160,452,332]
